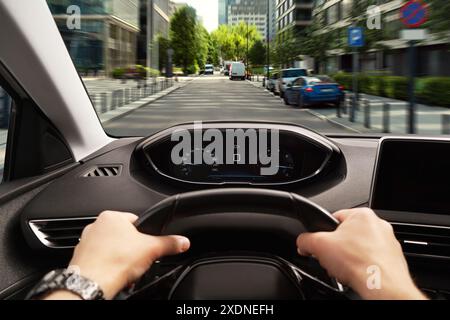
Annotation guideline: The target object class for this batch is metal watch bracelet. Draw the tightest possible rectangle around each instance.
[26,268,105,300]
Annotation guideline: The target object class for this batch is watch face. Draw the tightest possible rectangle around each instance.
[65,273,101,299]
[65,274,83,290]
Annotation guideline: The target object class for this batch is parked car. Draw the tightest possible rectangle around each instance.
[283,76,345,108]
[229,62,246,80]
[277,68,308,98]
[223,61,232,76]
[267,72,280,93]
[204,64,214,75]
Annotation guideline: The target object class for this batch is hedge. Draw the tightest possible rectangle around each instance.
[419,77,450,108]
[333,72,450,108]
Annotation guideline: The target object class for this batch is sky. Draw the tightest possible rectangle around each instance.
[173,0,219,33]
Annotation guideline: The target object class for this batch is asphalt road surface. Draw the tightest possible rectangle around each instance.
[105,75,352,136]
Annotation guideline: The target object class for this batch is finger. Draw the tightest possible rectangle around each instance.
[98,211,139,224]
[114,211,139,223]
[147,235,190,259]
[296,232,326,257]
[332,210,352,222]
[121,212,139,223]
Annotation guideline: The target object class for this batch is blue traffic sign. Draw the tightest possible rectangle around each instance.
[348,27,364,47]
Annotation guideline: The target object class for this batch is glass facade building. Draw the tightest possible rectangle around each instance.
[47,0,139,76]
[137,0,170,71]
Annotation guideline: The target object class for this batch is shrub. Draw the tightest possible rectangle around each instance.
[371,76,387,97]
[358,74,372,94]
[333,72,353,90]
[185,62,199,75]
[384,76,409,100]
[419,77,450,107]
[112,68,125,79]
[331,73,450,107]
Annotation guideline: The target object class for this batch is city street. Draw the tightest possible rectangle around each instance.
[104,75,352,136]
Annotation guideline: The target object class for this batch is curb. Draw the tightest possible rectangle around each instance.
[100,80,192,124]
[305,109,362,134]
[246,80,363,134]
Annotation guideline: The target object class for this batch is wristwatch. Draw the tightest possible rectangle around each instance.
[26,269,105,300]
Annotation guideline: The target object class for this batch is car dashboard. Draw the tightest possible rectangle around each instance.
[3,121,450,299]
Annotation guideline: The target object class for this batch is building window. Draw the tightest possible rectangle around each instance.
[341,0,352,19]
[327,3,339,25]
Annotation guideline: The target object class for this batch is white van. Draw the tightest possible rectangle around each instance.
[229,62,246,80]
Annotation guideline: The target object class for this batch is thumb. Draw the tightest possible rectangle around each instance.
[296,232,327,257]
[146,235,191,260]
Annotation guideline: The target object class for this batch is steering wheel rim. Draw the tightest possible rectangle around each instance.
[124,189,347,300]
[135,188,339,235]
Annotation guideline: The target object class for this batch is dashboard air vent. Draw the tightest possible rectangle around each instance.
[29,217,96,248]
[392,223,450,259]
[83,165,122,177]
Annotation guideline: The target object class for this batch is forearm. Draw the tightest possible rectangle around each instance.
[43,291,82,300]
[351,268,427,300]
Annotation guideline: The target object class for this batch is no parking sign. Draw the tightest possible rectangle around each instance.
[400,0,428,28]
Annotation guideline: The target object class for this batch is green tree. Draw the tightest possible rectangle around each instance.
[196,24,210,70]
[208,35,220,66]
[426,0,450,39]
[157,35,170,72]
[272,28,305,68]
[248,39,266,66]
[211,22,262,61]
[170,6,199,74]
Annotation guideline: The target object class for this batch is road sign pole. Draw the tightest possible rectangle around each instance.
[351,49,358,122]
[408,40,416,134]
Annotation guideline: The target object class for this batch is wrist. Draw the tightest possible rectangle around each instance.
[44,290,82,300]
[349,265,426,300]
[68,263,128,300]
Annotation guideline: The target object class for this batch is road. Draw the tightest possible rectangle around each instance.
[104,75,352,136]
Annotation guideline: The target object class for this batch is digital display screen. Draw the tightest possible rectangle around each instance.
[371,139,450,215]
[145,129,330,185]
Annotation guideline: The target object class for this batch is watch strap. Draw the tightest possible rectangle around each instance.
[26,269,105,300]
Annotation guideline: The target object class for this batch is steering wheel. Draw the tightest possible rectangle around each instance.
[124,188,348,300]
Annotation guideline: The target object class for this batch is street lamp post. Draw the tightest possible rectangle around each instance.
[246,21,249,78]
[266,0,270,85]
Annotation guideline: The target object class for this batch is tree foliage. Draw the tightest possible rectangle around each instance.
[426,0,450,39]
[211,22,262,61]
[157,35,170,72]
[248,39,266,66]
[170,6,203,74]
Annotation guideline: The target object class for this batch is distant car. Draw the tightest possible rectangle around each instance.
[229,62,246,80]
[267,72,279,93]
[223,62,232,76]
[283,76,345,108]
[277,68,308,98]
[204,64,214,75]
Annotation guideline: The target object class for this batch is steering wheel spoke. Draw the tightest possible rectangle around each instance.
[124,188,346,300]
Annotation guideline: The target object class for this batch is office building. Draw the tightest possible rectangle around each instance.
[47,0,140,76]
[313,0,450,76]
[275,0,314,38]
[137,0,171,71]
[218,0,228,25]
[227,0,271,40]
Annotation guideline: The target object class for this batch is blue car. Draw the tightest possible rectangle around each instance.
[283,76,345,108]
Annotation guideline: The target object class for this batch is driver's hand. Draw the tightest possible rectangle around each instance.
[296,208,426,300]
[45,211,190,300]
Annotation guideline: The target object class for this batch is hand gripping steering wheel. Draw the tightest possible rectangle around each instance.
[124,188,348,300]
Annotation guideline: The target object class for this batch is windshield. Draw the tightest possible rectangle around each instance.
[282,69,307,78]
[46,0,450,137]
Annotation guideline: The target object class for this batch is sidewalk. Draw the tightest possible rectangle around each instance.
[99,79,191,124]
[247,77,450,135]
[313,93,450,135]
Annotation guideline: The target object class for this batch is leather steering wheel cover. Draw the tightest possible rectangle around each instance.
[135,188,339,235]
